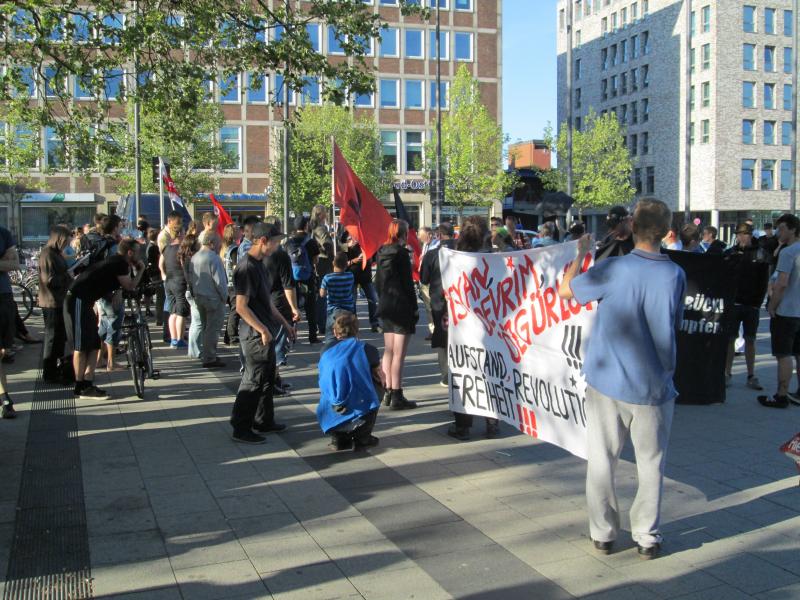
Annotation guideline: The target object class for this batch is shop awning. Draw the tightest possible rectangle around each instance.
[21,193,98,203]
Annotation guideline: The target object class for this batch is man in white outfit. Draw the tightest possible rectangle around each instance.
[559,198,686,560]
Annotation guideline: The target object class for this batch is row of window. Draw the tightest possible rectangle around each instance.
[689,44,712,73]
[689,82,711,111]
[688,5,713,37]
[598,31,650,71]
[599,98,650,126]
[0,123,243,172]
[380,130,427,173]
[689,120,711,145]
[599,0,649,36]
[599,65,649,99]
[743,44,793,74]
[632,165,655,195]
[742,119,794,146]
[560,1,651,33]
[743,6,793,36]
[742,81,793,110]
[627,131,650,155]
[741,158,793,191]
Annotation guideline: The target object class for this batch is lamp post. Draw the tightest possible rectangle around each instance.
[435,3,443,226]
[566,0,573,212]
[792,0,798,213]
[684,0,692,222]
[133,0,141,224]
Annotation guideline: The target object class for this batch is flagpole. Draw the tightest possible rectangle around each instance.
[330,137,337,235]
[158,157,165,228]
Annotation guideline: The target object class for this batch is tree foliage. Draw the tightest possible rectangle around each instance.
[269,104,392,216]
[426,65,514,218]
[543,111,635,210]
[0,0,426,174]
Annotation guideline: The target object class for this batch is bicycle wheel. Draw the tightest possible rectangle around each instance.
[141,324,154,378]
[12,283,33,322]
[127,333,145,398]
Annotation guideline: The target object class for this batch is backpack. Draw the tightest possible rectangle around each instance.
[287,236,313,282]
[223,244,239,287]
[73,236,115,274]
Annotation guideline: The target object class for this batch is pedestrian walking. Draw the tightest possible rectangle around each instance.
[0,225,20,418]
[189,231,228,368]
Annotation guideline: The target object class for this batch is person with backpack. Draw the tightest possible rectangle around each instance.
[287,216,321,344]
[91,215,125,372]
[310,204,334,341]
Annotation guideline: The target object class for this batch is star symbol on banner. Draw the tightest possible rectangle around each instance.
[569,375,577,388]
[506,257,514,270]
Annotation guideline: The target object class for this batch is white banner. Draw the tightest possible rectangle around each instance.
[440,241,596,459]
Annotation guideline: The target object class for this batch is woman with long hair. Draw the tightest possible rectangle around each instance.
[39,225,73,383]
[374,219,418,410]
[310,204,334,338]
[178,234,202,357]
[448,216,500,440]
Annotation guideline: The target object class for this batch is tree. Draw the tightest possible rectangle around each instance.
[0,0,425,172]
[426,65,515,222]
[268,104,392,216]
[543,111,635,211]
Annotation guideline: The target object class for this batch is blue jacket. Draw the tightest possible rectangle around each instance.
[317,338,380,433]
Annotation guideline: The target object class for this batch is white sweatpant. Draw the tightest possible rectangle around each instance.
[585,386,674,548]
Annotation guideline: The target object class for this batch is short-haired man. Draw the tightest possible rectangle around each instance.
[679,223,702,253]
[560,198,686,560]
[189,231,228,368]
[417,226,438,339]
[157,211,183,253]
[65,239,146,399]
[230,222,296,444]
[237,215,260,258]
[701,226,726,254]
[759,223,780,274]
[763,213,800,408]
[532,222,557,248]
[201,211,218,235]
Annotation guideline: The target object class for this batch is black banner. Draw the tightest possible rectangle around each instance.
[667,251,740,405]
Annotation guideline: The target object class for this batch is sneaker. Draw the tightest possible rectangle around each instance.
[637,543,661,560]
[232,431,267,444]
[328,436,353,451]
[308,337,322,345]
[273,385,289,396]
[746,376,763,391]
[447,425,470,441]
[174,340,187,349]
[252,422,287,433]
[2,403,16,419]
[439,380,448,388]
[79,385,109,400]
[758,394,789,409]
[592,539,614,555]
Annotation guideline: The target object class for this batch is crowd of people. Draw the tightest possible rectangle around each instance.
[0,197,798,561]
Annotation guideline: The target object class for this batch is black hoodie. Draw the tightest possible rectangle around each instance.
[374,243,417,328]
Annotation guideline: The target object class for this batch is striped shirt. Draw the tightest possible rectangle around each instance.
[321,271,355,313]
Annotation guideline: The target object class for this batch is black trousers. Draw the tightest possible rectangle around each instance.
[42,307,66,378]
[331,409,378,444]
[230,334,277,434]
[225,291,240,343]
[300,282,318,340]
[154,281,165,326]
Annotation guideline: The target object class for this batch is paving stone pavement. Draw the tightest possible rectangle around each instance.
[1,312,799,599]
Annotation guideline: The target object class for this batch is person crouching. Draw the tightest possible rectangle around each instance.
[317,312,383,451]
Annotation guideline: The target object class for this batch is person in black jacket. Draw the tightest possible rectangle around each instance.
[374,219,418,410]
[724,223,770,390]
[595,205,634,262]
[38,225,73,384]
[344,234,381,332]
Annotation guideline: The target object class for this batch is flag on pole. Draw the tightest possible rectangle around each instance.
[209,193,234,238]
[160,162,185,209]
[332,143,392,267]
[393,187,422,281]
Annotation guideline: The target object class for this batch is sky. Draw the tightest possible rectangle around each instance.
[502,0,558,144]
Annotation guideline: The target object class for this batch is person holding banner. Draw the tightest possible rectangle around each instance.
[595,206,634,262]
[374,219,418,410]
[559,198,686,560]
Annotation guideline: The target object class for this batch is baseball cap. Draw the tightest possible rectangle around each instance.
[294,215,310,231]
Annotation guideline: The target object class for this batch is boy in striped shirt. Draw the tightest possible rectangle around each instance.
[320,252,356,342]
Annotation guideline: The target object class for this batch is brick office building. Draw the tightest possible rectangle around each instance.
[3,0,503,244]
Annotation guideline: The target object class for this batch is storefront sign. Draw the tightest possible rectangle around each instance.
[21,193,97,203]
[393,179,431,192]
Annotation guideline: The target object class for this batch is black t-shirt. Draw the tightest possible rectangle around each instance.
[70,254,130,303]
[163,244,184,281]
[234,253,280,337]
[724,241,770,308]
[420,239,455,313]
[595,234,635,262]
[266,247,295,321]
[346,242,373,286]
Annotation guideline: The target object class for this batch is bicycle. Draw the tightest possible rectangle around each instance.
[11,280,34,322]
[122,282,160,398]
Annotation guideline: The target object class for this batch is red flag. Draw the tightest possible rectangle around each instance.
[393,187,421,281]
[333,143,392,267]
[209,193,233,238]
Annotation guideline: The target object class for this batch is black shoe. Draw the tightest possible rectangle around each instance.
[447,424,470,441]
[2,355,15,364]
[390,389,417,410]
[2,401,16,419]
[788,390,800,406]
[274,385,289,396]
[592,539,613,555]
[202,359,226,369]
[382,390,392,407]
[232,431,267,444]
[758,394,789,408]
[637,543,661,560]
[328,435,353,451]
[354,435,380,449]
[308,337,322,345]
[486,422,500,439]
[252,422,287,433]
[79,385,109,400]
[371,325,383,333]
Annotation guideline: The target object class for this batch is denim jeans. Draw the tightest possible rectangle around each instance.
[187,295,202,359]
[274,325,290,366]
[196,295,225,363]
[354,282,379,327]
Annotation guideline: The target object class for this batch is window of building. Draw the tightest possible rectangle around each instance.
[380,27,399,57]
[743,6,756,33]
[621,72,628,95]
[328,26,345,55]
[430,81,448,109]
[643,0,649,17]
[102,68,123,100]
[575,58,582,80]
[602,17,608,35]
[101,13,124,45]
[642,98,649,121]
[380,79,399,108]
[765,45,776,71]
[702,5,711,32]
[576,30,582,47]
[762,159,775,189]
[743,81,756,107]
[741,159,756,189]
[601,48,608,71]
[575,115,583,131]
[71,12,92,43]
[405,29,423,58]
[454,0,472,10]
[429,30,449,60]
[454,32,473,61]
[246,73,268,103]
[621,7,628,26]
[690,11,696,37]
[612,12,618,30]
[765,120,776,144]
[642,64,649,88]
[305,23,321,52]
[785,10,794,36]
[765,83,776,108]
[781,159,793,189]
[632,2,639,20]
[74,73,93,100]
[405,79,423,109]
[642,131,649,154]
[634,168,643,193]
[743,43,756,70]
[690,85,696,110]
[45,126,64,169]
[631,100,638,123]
[785,83,794,110]
[783,121,793,145]
[765,8,776,34]
[690,47,696,73]
[611,75,618,97]
[632,35,640,59]
[701,82,710,107]
[43,66,63,98]
[646,166,655,193]
[381,131,399,171]
[220,126,241,171]
[743,119,755,144]
[405,131,423,172]
[611,44,618,66]
[630,133,638,155]
[302,77,321,105]
[575,87,582,109]
[602,79,608,101]
[273,74,294,105]
[643,31,650,55]
[621,39,628,63]
[786,47,794,74]
[219,73,239,103]
[380,0,399,4]
[702,43,711,69]
[631,68,638,91]
[690,121,695,145]
[621,104,628,124]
